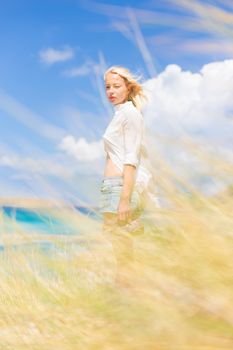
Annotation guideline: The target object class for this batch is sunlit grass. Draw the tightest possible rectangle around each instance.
[0,141,233,349]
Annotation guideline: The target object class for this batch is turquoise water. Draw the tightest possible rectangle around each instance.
[2,206,76,235]
[0,206,100,254]
[2,206,99,234]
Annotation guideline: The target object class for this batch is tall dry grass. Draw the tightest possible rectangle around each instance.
[0,139,232,350]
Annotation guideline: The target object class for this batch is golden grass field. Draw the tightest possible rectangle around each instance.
[0,142,232,350]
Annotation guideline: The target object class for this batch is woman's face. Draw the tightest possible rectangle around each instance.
[105,72,129,106]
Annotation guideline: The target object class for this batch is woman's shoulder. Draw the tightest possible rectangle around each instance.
[121,105,143,131]
[120,101,142,120]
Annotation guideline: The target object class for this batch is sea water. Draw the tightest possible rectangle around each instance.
[0,206,100,254]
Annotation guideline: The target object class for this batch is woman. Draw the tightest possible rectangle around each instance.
[100,66,152,285]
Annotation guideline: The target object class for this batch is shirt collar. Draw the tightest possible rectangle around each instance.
[114,100,133,112]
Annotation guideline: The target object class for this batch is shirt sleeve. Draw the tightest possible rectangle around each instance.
[122,108,143,168]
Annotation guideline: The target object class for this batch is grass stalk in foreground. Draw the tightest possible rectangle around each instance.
[0,143,232,349]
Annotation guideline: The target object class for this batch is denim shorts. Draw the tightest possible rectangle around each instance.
[99,176,142,214]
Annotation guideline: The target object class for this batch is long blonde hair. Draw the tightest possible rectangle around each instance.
[104,66,146,111]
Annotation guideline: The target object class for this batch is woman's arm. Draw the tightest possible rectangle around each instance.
[118,164,136,222]
[117,109,143,223]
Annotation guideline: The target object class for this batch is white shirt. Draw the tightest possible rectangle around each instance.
[102,100,152,194]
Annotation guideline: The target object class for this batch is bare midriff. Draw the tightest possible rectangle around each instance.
[104,155,122,177]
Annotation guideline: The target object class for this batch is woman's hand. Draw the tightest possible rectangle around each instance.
[117,198,132,224]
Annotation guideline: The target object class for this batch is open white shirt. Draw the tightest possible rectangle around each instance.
[102,100,152,193]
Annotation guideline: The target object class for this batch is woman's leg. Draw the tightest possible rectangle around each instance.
[103,213,134,286]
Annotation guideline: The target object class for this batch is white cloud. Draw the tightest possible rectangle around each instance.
[63,63,91,77]
[0,153,72,179]
[0,155,15,167]
[142,59,233,196]
[62,58,103,79]
[58,135,103,162]
[39,47,75,65]
[0,145,104,203]
[143,59,233,137]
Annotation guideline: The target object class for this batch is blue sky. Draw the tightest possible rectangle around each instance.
[0,0,232,204]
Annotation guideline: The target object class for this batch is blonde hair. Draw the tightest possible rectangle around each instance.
[104,66,146,111]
